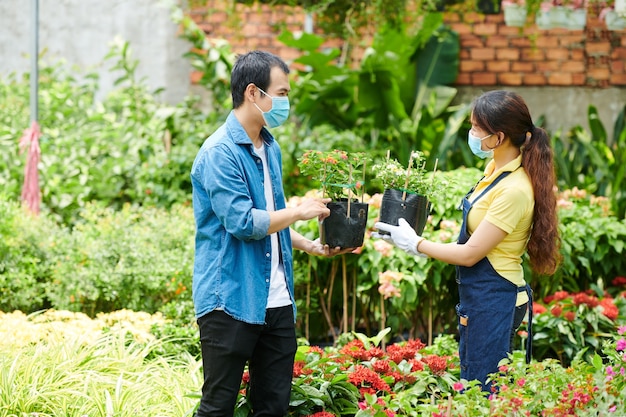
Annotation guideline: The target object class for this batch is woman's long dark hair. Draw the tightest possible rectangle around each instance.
[472,90,561,275]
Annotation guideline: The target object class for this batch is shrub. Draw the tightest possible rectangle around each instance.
[45,202,194,315]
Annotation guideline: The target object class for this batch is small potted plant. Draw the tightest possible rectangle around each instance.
[298,149,370,249]
[600,0,626,30]
[371,150,438,236]
[501,0,529,26]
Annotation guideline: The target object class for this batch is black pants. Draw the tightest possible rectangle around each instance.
[195,306,297,417]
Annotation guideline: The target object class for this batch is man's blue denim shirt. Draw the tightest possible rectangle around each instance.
[190,111,295,324]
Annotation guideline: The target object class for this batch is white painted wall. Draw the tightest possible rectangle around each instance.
[0,0,191,104]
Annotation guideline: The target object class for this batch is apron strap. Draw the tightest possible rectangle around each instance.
[524,284,533,364]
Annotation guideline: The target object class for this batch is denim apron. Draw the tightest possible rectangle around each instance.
[455,172,533,390]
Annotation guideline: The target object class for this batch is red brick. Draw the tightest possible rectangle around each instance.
[558,34,585,46]
[461,34,487,48]
[444,12,461,23]
[455,73,472,85]
[487,61,511,72]
[610,74,626,85]
[474,22,499,36]
[512,61,535,71]
[449,23,473,35]
[586,41,612,55]
[497,48,520,60]
[571,73,586,85]
[499,72,523,85]
[523,73,548,85]
[472,73,497,85]
[561,61,586,73]
[536,61,561,71]
[499,25,527,36]
[549,48,572,60]
[610,59,625,72]
[465,12,486,22]
[460,60,486,72]
[510,37,533,47]
[611,47,626,59]
[471,48,496,60]
[548,73,573,85]
[486,14,505,24]
[587,67,611,80]
[485,35,510,47]
[533,36,560,48]
[571,49,585,60]
[521,48,546,60]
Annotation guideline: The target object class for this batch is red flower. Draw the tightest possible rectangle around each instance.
[386,340,424,363]
[564,311,576,322]
[372,359,391,374]
[348,364,391,393]
[600,297,619,321]
[533,303,547,315]
[309,412,336,417]
[308,346,324,355]
[551,305,563,317]
[408,358,424,372]
[293,360,306,377]
[611,276,626,286]
[553,291,570,301]
[423,355,449,376]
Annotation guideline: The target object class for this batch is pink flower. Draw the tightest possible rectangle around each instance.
[616,338,626,352]
[617,326,626,335]
[453,382,464,391]
[373,239,394,257]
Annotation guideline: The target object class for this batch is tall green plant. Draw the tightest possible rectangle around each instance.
[552,104,626,218]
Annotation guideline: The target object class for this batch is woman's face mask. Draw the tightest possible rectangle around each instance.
[467,132,494,159]
[254,86,290,128]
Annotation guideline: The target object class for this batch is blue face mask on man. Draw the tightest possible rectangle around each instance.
[254,86,290,128]
[467,132,494,159]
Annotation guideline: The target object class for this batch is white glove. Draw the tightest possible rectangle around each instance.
[373,218,427,257]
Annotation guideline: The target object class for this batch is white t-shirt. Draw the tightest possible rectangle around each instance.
[254,143,292,308]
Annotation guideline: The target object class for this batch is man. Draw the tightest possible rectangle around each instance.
[191,50,346,417]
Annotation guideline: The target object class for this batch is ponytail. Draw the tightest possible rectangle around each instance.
[522,126,561,275]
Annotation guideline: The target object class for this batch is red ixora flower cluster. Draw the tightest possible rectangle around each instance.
[348,364,392,396]
[536,290,621,321]
[338,339,450,396]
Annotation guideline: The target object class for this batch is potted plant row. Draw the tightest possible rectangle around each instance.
[371,150,438,237]
[298,149,370,249]
[501,0,587,29]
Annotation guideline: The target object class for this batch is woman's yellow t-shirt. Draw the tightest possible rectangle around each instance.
[467,155,534,305]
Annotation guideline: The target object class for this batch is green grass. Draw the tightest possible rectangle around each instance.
[0,311,201,416]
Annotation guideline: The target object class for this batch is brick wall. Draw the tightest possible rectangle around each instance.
[188,1,626,88]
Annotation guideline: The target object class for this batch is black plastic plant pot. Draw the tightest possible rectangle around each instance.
[320,199,369,249]
[378,188,430,235]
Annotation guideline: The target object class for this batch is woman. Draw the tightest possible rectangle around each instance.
[374,90,560,391]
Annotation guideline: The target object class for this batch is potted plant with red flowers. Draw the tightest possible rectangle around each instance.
[298,149,370,249]
[371,150,438,236]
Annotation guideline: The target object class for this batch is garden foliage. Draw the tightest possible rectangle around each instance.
[0,10,625,410]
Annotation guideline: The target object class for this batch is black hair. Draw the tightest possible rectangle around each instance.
[230,50,290,109]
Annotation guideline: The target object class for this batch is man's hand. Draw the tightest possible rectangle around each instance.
[296,198,331,221]
[308,238,356,257]
[372,218,427,257]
